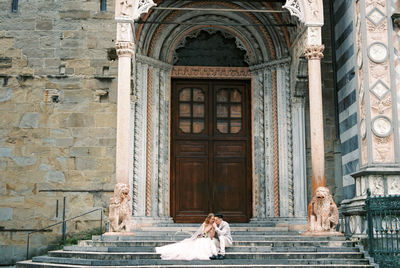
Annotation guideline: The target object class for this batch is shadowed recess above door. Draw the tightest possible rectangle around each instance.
[174,30,249,67]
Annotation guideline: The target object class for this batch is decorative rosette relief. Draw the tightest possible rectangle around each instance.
[358,0,395,164]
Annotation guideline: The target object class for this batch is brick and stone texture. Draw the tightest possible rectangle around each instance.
[0,0,118,264]
[0,0,344,265]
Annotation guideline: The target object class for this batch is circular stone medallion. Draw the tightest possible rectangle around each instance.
[372,116,392,137]
[368,42,388,63]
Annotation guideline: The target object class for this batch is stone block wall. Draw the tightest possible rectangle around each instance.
[0,0,118,264]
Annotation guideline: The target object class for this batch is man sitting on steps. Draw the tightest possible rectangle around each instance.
[210,213,232,260]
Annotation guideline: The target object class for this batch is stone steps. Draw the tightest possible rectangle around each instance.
[138,227,291,232]
[151,223,279,227]
[95,235,347,242]
[46,250,365,260]
[16,224,377,268]
[126,230,295,235]
[64,245,359,253]
[17,262,376,268]
[17,256,373,267]
[65,245,274,252]
[78,240,355,248]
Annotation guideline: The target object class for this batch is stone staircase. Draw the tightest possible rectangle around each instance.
[17,223,377,268]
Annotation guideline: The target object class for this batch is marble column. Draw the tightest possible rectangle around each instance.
[109,0,157,231]
[292,96,307,218]
[304,45,326,193]
[107,21,135,233]
[115,40,134,186]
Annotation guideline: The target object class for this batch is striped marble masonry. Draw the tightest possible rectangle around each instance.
[393,0,400,143]
[334,0,358,199]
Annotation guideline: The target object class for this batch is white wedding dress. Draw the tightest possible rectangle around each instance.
[155,223,218,260]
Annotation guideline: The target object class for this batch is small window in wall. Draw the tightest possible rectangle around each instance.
[100,0,107,11]
[11,0,18,12]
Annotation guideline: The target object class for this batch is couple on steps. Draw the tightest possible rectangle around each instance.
[155,213,232,260]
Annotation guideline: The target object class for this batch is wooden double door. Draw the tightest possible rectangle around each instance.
[171,79,252,223]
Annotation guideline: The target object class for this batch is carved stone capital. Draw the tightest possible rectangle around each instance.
[304,45,324,60]
[116,42,135,57]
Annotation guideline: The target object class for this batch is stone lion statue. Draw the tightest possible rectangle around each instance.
[109,183,132,232]
[308,186,339,232]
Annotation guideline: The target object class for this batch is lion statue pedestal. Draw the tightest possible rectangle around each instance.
[103,183,134,235]
[302,186,342,236]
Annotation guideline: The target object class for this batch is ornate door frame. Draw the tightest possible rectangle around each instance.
[129,58,307,223]
[109,0,326,227]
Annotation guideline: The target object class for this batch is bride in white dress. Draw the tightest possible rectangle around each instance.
[155,213,218,260]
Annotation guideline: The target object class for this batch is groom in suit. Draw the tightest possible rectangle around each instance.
[210,213,232,260]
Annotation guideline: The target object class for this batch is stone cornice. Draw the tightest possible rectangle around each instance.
[249,57,291,72]
[339,195,367,215]
[304,45,324,60]
[136,54,172,71]
[350,167,400,178]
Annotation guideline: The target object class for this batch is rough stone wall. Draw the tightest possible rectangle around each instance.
[0,0,346,264]
[0,0,118,264]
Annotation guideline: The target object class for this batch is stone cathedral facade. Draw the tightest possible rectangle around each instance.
[0,0,399,265]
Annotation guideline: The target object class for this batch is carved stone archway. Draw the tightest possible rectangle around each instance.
[135,0,293,221]
[109,0,329,233]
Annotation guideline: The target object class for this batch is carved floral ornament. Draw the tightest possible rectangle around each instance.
[283,0,324,26]
[171,66,251,79]
[115,0,156,21]
[283,0,305,23]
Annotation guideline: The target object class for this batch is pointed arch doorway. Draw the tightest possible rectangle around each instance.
[171,78,252,223]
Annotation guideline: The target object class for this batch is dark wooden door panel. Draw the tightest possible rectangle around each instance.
[175,140,208,156]
[212,160,248,222]
[171,79,251,223]
[214,141,246,157]
[175,158,209,220]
